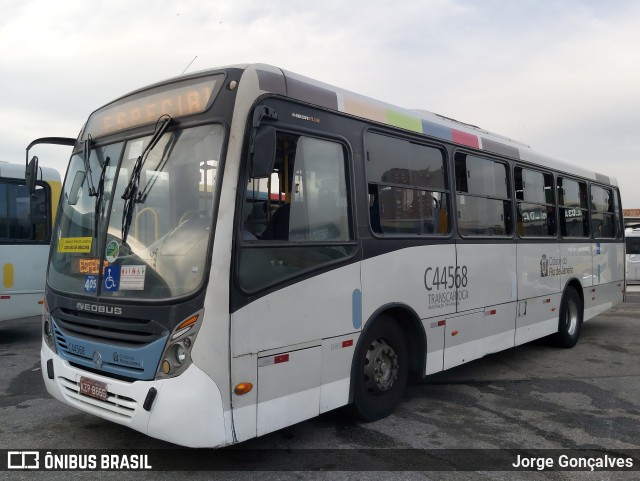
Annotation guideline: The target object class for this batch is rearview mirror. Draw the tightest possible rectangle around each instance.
[250,126,276,178]
[25,156,39,196]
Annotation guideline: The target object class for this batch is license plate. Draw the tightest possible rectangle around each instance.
[79,376,108,401]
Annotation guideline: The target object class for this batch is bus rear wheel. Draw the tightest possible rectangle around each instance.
[554,286,583,348]
[352,316,408,421]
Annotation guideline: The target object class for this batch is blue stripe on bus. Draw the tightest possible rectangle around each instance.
[352,289,362,329]
[421,119,452,142]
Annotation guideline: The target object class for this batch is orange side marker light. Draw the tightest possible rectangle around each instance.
[234,383,253,396]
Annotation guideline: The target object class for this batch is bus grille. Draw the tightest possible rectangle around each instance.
[54,307,166,346]
[51,316,168,381]
[58,376,137,420]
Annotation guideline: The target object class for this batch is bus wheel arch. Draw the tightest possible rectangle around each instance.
[555,279,584,348]
[349,305,425,421]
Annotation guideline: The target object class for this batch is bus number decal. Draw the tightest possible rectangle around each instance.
[424,265,468,291]
[424,265,469,310]
[68,343,86,357]
[84,275,98,293]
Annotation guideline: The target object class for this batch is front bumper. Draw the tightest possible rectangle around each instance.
[41,343,230,448]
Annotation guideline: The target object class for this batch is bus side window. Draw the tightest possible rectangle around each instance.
[31,185,50,241]
[0,182,7,239]
[0,180,49,242]
[613,188,623,239]
[591,185,616,239]
[558,177,589,238]
[515,166,556,238]
[365,132,449,236]
[455,153,511,237]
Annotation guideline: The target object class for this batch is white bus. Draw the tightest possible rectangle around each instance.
[40,64,625,447]
[0,161,61,322]
[625,228,640,284]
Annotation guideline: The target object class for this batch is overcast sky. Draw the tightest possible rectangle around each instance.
[2,0,639,207]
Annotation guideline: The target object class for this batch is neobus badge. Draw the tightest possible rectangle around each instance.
[75,302,123,316]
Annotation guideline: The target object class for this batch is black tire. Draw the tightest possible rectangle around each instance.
[352,315,408,421]
[554,286,583,348]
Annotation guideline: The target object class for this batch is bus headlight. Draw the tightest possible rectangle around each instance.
[173,343,187,364]
[157,310,203,379]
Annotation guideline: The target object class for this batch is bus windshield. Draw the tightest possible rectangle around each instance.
[48,124,224,300]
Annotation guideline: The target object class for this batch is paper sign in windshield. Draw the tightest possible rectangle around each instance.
[120,265,146,290]
[58,237,92,253]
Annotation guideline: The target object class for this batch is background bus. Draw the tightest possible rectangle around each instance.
[0,161,61,322]
[626,227,640,284]
[40,64,624,447]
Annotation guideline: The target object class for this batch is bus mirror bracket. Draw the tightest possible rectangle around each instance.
[249,106,278,178]
[24,136,77,195]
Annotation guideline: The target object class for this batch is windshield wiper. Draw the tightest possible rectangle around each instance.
[94,156,110,235]
[83,135,98,197]
[121,115,172,244]
[136,130,181,204]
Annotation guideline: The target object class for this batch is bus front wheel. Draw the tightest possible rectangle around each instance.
[352,316,408,421]
[554,286,583,348]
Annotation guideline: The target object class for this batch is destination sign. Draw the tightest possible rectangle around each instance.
[74,258,109,275]
[84,75,221,138]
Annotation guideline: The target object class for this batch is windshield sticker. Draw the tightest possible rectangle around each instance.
[128,140,144,160]
[58,237,92,253]
[120,265,146,290]
[84,275,98,294]
[105,241,120,263]
[103,265,121,292]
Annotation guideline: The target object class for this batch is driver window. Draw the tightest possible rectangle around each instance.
[243,133,350,242]
[239,131,354,291]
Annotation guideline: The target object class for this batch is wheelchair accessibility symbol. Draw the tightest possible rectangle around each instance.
[104,265,121,292]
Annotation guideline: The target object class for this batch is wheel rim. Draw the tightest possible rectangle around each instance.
[363,338,399,393]
[565,298,579,336]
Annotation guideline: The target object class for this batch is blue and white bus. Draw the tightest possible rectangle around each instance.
[41,64,625,447]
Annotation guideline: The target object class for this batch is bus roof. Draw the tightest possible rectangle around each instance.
[97,63,619,187]
[247,64,618,187]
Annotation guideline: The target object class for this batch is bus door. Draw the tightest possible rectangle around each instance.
[361,131,454,376]
[514,168,563,345]
[231,104,360,441]
[587,186,624,315]
[448,153,517,367]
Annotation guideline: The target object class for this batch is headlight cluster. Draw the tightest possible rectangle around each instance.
[157,310,203,379]
[43,300,57,353]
